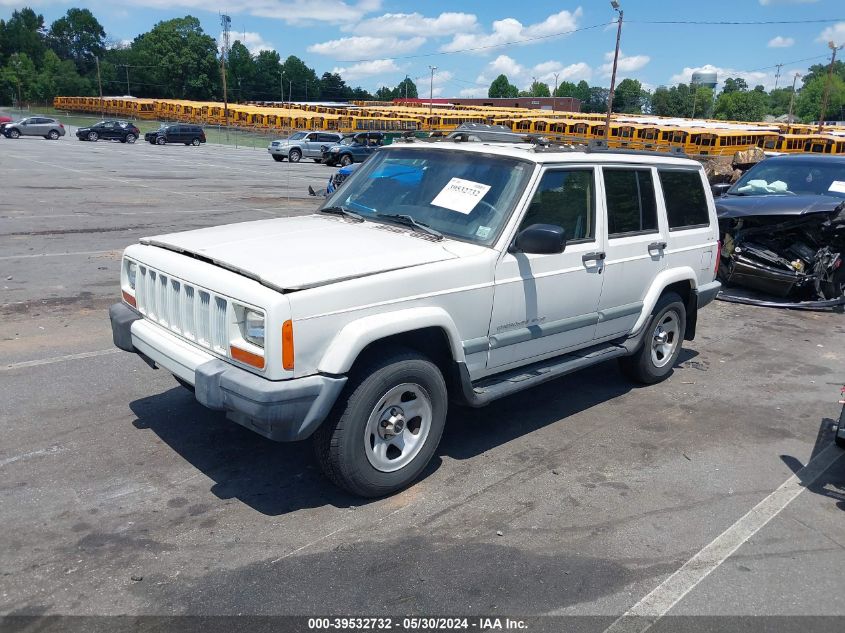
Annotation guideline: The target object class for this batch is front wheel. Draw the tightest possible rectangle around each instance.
[87,131,98,141]
[272,154,284,162]
[314,349,447,497]
[8,129,20,139]
[340,154,353,167]
[618,292,686,384]
[156,136,166,145]
[288,148,302,163]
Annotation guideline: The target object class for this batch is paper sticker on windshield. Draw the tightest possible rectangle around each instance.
[431,178,491,214]
[476,226,492,239]
[828,180,845,194]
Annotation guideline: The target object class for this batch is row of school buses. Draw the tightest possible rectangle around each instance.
[53,95,845,157]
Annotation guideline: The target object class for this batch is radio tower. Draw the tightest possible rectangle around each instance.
[220,13,231,126]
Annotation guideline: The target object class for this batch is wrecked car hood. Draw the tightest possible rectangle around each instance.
[716,194,843,219]
[140,215,460,291]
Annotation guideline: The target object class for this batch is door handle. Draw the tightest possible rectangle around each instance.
[648,241,667,253]
[582,251,606,264]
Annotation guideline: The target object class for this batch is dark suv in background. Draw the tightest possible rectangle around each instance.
[145,124,206,146]
[77,120,140,143]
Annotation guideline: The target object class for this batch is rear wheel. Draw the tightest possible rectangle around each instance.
[124,133,136,144]
[48,130,60,140]
[340,154,353,167]
[313,349,447,497]
[191,138,201,146]
[288,148,302,163]
[618,292,686,384]
[87,131,98,142]
[272,154,284,162]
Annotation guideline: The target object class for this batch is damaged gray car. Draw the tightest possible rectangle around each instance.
[715,154,845,309]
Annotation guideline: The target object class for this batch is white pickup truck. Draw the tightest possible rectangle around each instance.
[110,140,721,497]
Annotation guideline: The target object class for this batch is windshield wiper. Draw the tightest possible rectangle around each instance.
[375,213,443,240]
[320,206,365,222]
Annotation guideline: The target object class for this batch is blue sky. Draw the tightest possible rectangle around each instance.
[3,0,845,94]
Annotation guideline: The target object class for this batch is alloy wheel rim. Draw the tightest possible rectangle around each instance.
[364,383,432,473]
[651,311,679,368]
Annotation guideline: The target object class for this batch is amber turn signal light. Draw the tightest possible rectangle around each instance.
[122,290,136,308]
[282,320,294,370]
[230,345,266,369]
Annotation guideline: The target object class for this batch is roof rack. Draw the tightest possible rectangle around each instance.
[531,138,690,159]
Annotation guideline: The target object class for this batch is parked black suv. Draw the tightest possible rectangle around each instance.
[145,124,206,146]
[76,120,140,143]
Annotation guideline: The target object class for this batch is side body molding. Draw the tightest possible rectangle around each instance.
[317,306,466,375]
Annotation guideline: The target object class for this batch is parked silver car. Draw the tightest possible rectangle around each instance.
[3,116,66,140]
[267,131,342,163]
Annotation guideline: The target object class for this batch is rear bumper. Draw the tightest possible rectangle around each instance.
[695,280,722,309]
[109,302,346,441]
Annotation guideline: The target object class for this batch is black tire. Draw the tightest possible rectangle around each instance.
[288,148,302,163]
[313,348,448,497]
[125,133,136,144]
[156,136,166,145]
[191,138,201,146]
[618,292,686,385]
[48,130,60,140]
[340,154,353,167]
[313,158,322,163]
[87,131,98,141]
[8,129,20,139]
[272,154,284,162]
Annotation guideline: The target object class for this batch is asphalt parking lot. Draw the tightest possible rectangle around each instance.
[2,130,845,630]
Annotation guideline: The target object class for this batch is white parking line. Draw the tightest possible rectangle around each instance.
[600,443,845,633]
[0,249,117,260]
[2,348,120,371]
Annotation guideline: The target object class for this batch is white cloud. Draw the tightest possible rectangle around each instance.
[670,64,779,91]
[473,54,592,92]
[767,35,795,48]
[459,87,487,98]
[332,58,401,81]
[308,35,425,59]
[345,12,478,36]
[818,22,845,47]
[599,50,650,77]
[440,8,583,54]
[227,31,275,55]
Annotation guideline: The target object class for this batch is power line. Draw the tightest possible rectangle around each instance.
[336,22,610,63]
[629,18,845,25]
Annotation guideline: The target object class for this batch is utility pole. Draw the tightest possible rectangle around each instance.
[605,1,623,139]
[120,65,130,96]
[818,41,843,133]
[787,72,800,124]
[404,75,409,100]
[553,72,560,112]
[220,14,231,126]
[774,63,784,90]
[280,71,284,103]
[95,57,104,118]
[289,79,293,102]
[428,65,437,118]
[305,80,308,101]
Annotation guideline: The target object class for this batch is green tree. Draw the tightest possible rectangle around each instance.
[714,88,768,121]
[582,86,610,113]
[554,80,578,97]
[227,40,256,101]
[612,78,646,113]
[48,8,105,74]
[722,77,748,94]
[488,74,518,98]
[0,52,38,103]
[31,49,93,101]
[281,55,319,101]
[254,49,282,100]
[394,76,418,99]
[130,16,220,99]
[767,87,794,116]
[375,85,394,101]
[319,72,349,101]
[528,80,550,97]
[796,74,845,122]
[801,61,845,86]
[0,8,46,65]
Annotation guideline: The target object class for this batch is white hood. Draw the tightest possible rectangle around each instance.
[140,215,461,291]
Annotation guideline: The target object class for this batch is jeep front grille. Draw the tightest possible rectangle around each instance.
[134,265,228,353]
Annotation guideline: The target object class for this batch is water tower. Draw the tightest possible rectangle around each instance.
[691,70,718,89]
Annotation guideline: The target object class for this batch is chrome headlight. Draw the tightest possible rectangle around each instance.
[243,308,265,347]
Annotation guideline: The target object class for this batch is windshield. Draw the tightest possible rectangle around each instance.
[320,147,534,245]
[338,137,356,146]
[288,132,306,140]
[729,159,845,198]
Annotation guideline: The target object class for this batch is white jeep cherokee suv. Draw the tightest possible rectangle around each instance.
[110,141,721,497]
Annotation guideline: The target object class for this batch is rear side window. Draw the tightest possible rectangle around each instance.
[659,170,710,230]
[603,168,658,236]
[520,169,595,242]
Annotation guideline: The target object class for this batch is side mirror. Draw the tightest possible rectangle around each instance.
[711,183,732,198]
[511,224,567,255]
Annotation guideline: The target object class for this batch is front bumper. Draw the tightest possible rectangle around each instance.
[267,145,289,156]
[109,302,346,442]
